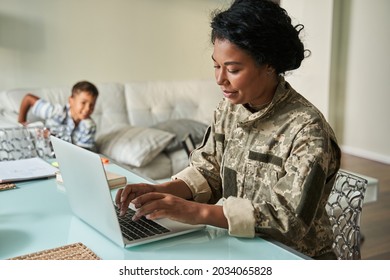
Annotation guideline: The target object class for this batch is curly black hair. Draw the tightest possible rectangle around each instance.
[211,0,307,74]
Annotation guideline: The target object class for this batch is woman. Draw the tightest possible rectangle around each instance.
[116,0,341,259]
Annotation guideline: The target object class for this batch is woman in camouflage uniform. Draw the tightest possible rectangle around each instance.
[116,0,341,259]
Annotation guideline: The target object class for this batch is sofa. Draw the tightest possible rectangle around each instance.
[0,79,222,180]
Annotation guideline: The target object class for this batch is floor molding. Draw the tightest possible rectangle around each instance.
[341,145,390,165]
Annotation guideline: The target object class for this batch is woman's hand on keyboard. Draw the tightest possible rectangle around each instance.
[116,179,193,217]
[130,192,228,229]
[131,193,203,224]
[115,183,155,216]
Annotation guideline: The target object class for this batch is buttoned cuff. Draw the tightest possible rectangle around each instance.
[172,166,211,203]
[222,196,256,238]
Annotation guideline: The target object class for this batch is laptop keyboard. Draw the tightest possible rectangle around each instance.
[115,207,170,241]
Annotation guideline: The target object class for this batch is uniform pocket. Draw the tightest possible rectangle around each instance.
[243,151,284,201]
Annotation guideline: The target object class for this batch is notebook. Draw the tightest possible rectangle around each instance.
[50,136,205,248]
[0,157,57,183]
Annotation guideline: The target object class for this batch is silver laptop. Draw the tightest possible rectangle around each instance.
[50,136,205,248]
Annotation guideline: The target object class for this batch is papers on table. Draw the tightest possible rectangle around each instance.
[0,157,58,183]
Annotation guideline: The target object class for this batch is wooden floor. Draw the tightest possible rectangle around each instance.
[340,153,390,260]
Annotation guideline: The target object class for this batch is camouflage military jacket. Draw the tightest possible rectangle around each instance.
[173,78,341,258]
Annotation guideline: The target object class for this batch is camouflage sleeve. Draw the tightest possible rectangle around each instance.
[173,102,225,204]
[173,122,223,204]
[171,166,212,203]
[222,196,256,237]
[249,122,340,242]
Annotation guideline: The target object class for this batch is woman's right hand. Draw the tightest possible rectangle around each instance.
[115,183,156,216]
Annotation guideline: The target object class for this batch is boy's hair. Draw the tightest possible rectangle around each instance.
[71,81,99,98]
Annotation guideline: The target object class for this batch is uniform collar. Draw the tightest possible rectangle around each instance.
[238,76,292,125]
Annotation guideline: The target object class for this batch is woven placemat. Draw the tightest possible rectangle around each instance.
[0,183,16,191]
[8,242,101,260]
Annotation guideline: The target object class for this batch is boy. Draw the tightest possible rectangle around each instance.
[18,80,99,151]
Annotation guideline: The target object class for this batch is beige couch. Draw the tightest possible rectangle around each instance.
[0,79,222,180]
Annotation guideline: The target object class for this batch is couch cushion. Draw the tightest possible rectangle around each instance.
[124,79,222,127]
[167,149,191,175]
[151,119,208,153]
[0,109,20,129]
[0,86,70,116]
[123,152,173,180]
[96,125,175,168]
[91,83,129,138]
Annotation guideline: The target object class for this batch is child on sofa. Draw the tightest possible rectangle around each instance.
[18,80,99,151]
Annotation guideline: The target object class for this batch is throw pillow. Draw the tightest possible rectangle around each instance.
[151,119,208,153]
[96,125,175,167]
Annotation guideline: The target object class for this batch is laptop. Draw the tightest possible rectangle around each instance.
[50,136,205,248]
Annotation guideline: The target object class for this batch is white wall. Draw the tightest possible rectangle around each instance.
[333,0,390,164]
[0,0,229,88]
[281,0,334,120]
[1,0,389,164]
